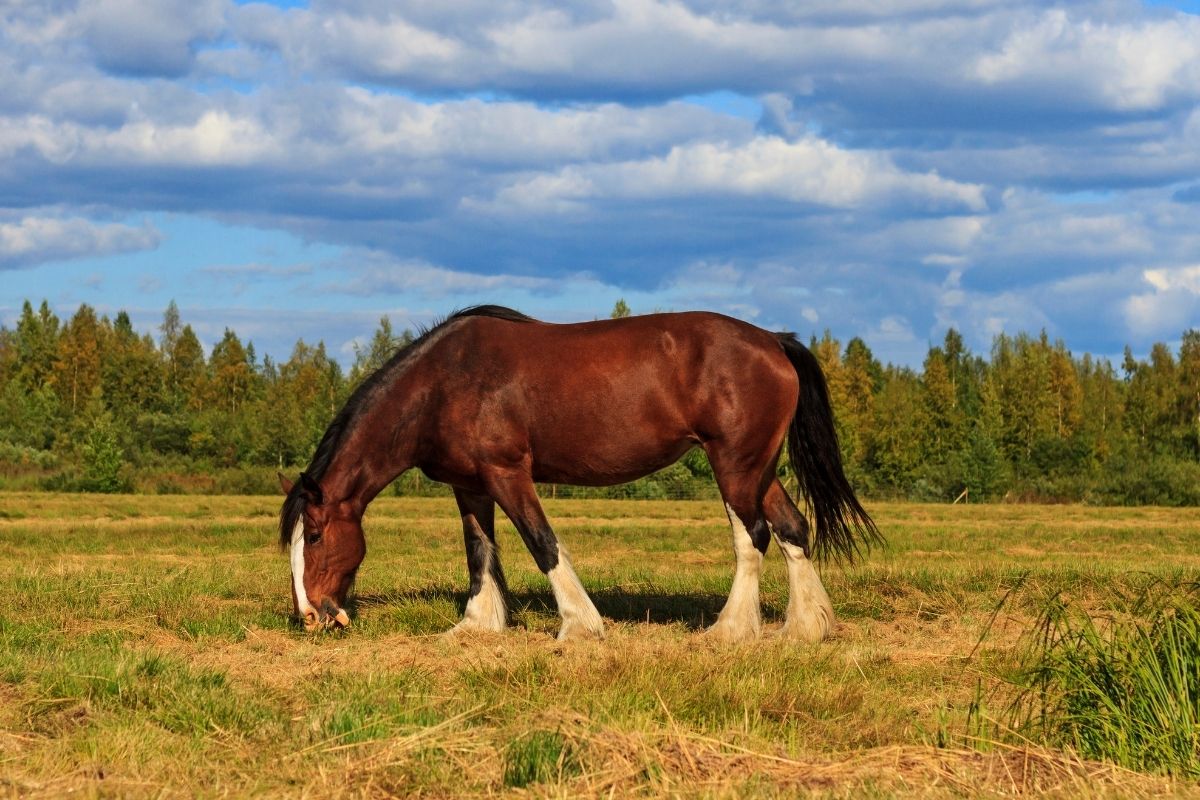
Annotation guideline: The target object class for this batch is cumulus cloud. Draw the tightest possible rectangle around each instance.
[1125,265,1200,338]
[0,109,280,167]
[326,252,560,298]
[79,0,228,77]
[227,0,1200,122]
[469,136,985,214]
[0,213,160,270]
[972,10,1200,112]
[4,0,1200,366]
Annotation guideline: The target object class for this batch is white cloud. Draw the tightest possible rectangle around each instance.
[0,110,280,167]
[469,135,985,214]
[0,0,230,79]
[869,315,917,343]
[0,214,161,269]
[222,0,1200,122]
[328,91,746,165]
[326,253,559,299]
[1126,265,1200,336]
[973,9,1200,112]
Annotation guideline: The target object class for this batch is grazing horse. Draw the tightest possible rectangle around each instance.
[279,306,878,642]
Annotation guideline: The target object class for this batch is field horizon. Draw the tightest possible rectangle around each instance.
[2,492,1198,798]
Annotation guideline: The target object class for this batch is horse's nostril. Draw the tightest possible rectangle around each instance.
[317,598,350,628]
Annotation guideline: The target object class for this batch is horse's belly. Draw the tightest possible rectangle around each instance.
[529,433,694,487]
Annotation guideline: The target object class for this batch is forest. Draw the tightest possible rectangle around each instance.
[1,298,1197,504]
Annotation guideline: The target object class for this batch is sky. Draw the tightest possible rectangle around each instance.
[3,0,1200,367]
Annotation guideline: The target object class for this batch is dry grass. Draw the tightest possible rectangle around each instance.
[1,492,1199,798]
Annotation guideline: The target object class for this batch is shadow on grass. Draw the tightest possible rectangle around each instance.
[348,584,745,631]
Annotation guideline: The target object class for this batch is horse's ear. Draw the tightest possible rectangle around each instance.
[278,472,295,495]
[299,472,324,506]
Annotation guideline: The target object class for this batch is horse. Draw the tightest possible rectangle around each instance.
[278,305,878,642]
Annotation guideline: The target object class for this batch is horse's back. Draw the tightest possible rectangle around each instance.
[458,311,794,407]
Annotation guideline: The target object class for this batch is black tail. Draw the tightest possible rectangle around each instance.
[776,332,882,562]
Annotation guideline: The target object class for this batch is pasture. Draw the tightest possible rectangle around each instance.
[1,493,1198,798]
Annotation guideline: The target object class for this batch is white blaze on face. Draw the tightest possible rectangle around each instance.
[290,519,318,622]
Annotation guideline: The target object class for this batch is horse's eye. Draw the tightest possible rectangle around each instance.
[307,532,323,545]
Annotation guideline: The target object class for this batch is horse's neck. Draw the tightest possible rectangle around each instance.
[323,384,424,512]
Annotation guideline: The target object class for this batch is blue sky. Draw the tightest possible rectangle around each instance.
[3,1,1200,366]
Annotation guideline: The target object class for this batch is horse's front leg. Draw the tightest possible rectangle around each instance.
[449,488,509,634]
[484,470,604,641]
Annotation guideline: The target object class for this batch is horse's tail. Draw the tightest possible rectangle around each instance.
[775,332,881,562]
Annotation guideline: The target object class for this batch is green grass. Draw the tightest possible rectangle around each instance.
[1003,581,1200,777]
[1,492,1199,797]
[503,729,578,788]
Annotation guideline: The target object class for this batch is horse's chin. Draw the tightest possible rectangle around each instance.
[307,599,350,631]
[302,616,350,632]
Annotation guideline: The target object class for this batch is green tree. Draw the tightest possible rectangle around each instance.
[1076,353,1125,465]
[610,299,632,319]
[839,337,878,477]
[80,416,128,493]
[989,332,1066,471]
[942,328,986,420]
[922,348,964,453]
[264,340,345,466]
[102,311,164,424]
[13,300,60,392]
[0,380,62,450]
[961,424,1007,500]
[171,324,206,412]
[349,316,413,389]
[810,331,863,469]
[1124,343,1178,454]
[208,329,255,414]
[1048,344,1083,440]
[1176,330,1200,458]
[867,367,928,493]
[52,304,104,416]
[0,325,16,389]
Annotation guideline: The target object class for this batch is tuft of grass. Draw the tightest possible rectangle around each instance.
[1005,580,1200,777]
[307,670,444,746]
[29,640,282,738]
[503,729,577,788]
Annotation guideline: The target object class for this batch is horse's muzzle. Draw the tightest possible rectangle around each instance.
[305,598,351,631]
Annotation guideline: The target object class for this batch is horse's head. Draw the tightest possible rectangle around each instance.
[279,472,365,632]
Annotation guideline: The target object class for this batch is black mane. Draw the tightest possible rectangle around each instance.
[278,305,535,549]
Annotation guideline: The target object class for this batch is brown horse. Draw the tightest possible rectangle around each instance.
[279,306,878,641]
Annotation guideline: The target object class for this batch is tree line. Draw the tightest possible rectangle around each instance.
[1,298,1197,504]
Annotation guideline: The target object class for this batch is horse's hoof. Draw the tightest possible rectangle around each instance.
[556,619,605,641]
[446,621,506,638]
[776,605,833,643]
[704,619,761,643]
[774,622,829,643]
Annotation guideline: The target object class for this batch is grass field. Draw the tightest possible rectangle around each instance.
[1,492,1199,798]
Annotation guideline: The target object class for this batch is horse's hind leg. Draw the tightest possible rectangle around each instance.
[450,488,508,634]
[705,447,773,642]
[484,471,604,641]
[764,479,834,642]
